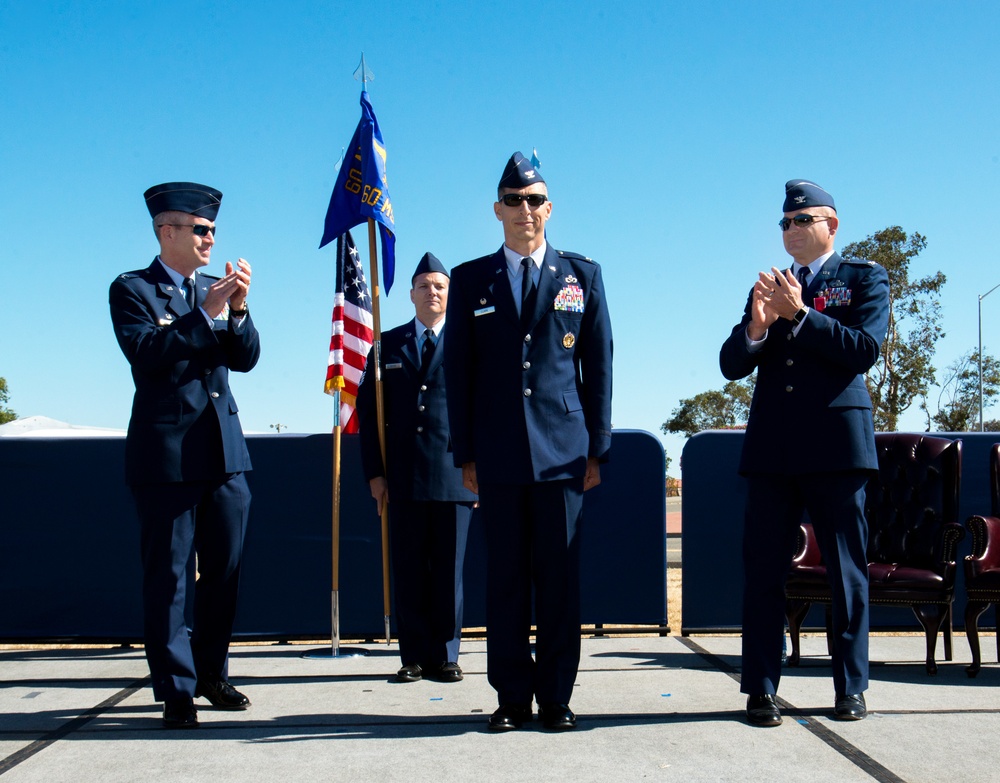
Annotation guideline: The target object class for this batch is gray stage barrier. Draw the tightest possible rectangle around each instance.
[0,429,666,642]
[681,430,996,634]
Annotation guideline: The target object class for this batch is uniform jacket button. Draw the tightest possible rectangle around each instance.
[524,334,532,343]
[417,405,426,412]
[522,361,531,370]
[420,385,428,392]
[523,388,532,397]
[785,385,793,393]
[210,392,220,398]
[786,359,794,366]
[416,426,424,433]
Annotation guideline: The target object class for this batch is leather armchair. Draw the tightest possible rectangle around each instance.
[785,433,964,675]
[963,443,1000,678]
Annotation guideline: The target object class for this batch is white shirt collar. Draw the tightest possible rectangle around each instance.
[794,250,835,278]
[503,241,547,276]
[157,256,194,289]
[415,317,444,337]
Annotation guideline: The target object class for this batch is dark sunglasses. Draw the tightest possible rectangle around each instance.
[500,193,548,208]
[778,214,832,232]
[161,223,217,236]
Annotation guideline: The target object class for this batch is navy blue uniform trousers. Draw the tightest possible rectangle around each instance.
[132,473,250,701]
[390,499,473,667]
[741,471,870,697]
[480,478,583,707]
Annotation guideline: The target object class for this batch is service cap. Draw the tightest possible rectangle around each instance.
[498,152,545,190]
[783,179,835,213]
[411,252,449,284]
[144,182,223,220]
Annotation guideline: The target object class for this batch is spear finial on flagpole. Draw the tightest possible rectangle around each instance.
[354,53,375,87]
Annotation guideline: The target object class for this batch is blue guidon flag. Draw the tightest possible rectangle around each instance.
[320,90,396,293]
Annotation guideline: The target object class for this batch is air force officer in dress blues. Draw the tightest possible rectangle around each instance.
[445,153,613,731]
[720,180,889,727]
[357,252,476,685]
[109,182,260,728]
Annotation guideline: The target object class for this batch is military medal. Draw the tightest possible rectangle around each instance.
[563,332,576,349]
[554,284,585,313]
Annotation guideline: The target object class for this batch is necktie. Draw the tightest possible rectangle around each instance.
[797,266,810,291]
[520,257,536,321]
[420,329,435,375]
[182,278,195,310]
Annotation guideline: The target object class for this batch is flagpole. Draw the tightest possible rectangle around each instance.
[366,217,392,644]
[330,393,343,655]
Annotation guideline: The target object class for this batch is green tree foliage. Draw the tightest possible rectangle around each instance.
[928,350,1000,432]
[661,376,755,439]
[0,377,16,425]
[840,226,944,432]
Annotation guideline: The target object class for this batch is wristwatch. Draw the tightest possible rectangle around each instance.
[230,303,249,317]
[792,307,808,326]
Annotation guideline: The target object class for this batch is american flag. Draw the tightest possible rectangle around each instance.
[324,231,373,433]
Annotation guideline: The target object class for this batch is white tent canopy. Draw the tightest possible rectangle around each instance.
[0,415,125,438]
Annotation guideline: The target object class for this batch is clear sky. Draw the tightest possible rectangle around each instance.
[2,0,999,471]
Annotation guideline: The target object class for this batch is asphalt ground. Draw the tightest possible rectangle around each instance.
[3,633,998,783]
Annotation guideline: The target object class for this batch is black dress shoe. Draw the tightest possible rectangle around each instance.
[162,697,198,728]
[396,664,423,683]
[195,679,250,710]
[833,692,867,720]
[746,694,782,727]
[428,662,463,682]
[488,704,532,731]
[539,703,577,731]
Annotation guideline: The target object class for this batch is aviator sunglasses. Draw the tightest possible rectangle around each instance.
[778,214,832,232]
[160,223,217,236]
[500,193,549,208]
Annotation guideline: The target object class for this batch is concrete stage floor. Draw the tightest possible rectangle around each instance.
[2,632,998,782]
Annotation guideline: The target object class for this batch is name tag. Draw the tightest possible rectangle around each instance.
[386,362,403,370]
[475,306,495,317]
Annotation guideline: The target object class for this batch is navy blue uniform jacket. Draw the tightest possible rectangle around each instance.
[109,259,261,485]
[445,245,613,485]
[719,253,890,475]
[357,321,475,502]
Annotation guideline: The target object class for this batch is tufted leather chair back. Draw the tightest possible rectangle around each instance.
[865,433,962,570]
[990,443,1000,516]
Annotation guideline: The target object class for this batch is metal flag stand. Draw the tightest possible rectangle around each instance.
[301,389,368,659]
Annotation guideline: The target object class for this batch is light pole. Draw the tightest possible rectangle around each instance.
[978,283,1000,431]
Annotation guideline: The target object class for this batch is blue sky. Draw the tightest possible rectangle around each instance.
[2,0,999,471]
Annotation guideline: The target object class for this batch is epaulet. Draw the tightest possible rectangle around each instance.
[841,258,879,268]
[556,249,594,263]
[199,273,222,281]
[117,272,140,280]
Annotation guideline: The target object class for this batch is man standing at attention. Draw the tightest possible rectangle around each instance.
[110,182,260,728]
[445,152,613,731]
[720,179,889,726]
[358,252,476,684]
